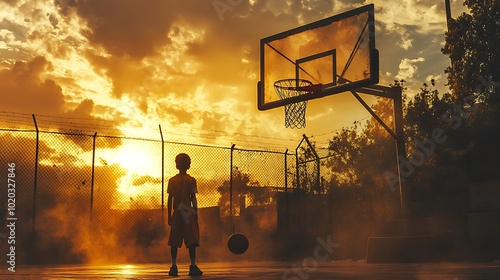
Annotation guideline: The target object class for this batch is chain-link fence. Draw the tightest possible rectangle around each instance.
[0,123,301,264]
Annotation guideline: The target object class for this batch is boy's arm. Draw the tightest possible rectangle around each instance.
[167,194,173,225]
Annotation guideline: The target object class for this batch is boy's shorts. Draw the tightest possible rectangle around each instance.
[168,210,200,248]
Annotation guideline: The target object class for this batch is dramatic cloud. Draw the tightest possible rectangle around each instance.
[395,57,426,81]
[0,56,65,114]
[74,0,175,59]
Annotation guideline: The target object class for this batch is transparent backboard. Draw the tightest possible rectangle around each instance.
[258,4,378,110]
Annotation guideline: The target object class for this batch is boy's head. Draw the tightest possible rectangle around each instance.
[175,153,191,170]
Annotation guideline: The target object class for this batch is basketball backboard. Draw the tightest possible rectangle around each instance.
[258,4,379,111]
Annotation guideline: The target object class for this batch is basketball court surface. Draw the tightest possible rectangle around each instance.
[2,261,500,279]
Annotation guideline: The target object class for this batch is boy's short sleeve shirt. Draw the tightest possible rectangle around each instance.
[167,174,197,210]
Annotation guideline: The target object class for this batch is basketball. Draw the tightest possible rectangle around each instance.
[227,233,249,255]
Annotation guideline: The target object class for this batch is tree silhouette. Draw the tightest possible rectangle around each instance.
[216,168,275,217]
[442,0,500,105]
[217,167,250,217]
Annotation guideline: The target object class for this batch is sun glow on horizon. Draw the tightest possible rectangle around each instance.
[102,142,161,176]
[100,142,165,208]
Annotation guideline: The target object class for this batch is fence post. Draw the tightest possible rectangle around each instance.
[159,124,165,225]
[31,114,39,233]
[284,149,288,222]
[230,144,235,233]
[90,132,97,229]
[302,134,320,193]
[295,143,300,193]
[392,86,407,215]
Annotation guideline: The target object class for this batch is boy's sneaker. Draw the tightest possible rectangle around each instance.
[189,265,203,276]
[168,265,178,276]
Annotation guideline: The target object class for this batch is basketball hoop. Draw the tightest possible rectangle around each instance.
[274,79,314,129]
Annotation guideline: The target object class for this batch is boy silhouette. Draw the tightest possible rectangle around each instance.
[167,153,203,276]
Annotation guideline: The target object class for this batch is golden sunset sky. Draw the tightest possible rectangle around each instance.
[0,0,469,152]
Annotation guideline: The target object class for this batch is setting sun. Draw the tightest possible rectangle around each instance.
[103,142,161,177]
[98,142,163,209]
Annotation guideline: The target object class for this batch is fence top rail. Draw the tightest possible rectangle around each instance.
[1,127,297,155]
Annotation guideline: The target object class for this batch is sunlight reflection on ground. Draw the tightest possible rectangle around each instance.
[1,261,500,279]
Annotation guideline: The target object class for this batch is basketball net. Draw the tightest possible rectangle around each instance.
[274,79,312,129]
